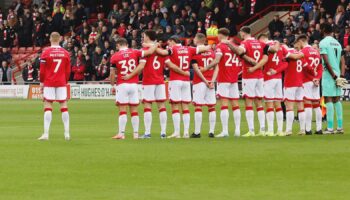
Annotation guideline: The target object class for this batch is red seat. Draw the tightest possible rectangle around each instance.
[11,48,19,54]
[34,47,41,52]
[26,47,34,53]
[18,47,26,53]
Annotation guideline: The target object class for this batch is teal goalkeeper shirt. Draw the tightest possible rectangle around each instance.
[319,36,342,79]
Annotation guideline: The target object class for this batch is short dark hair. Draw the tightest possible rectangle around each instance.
[296,34,308,42]
[144,30,157,41]
[116,38,128,46]
[168,35,181,43]
[321,23,333,34]
[257,33,268,40]
[218,28,230,36]
[195,33,206,40]
[240,26,251,34]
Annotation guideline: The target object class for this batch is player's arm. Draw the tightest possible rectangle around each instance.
[211,64,219,83]
[224,41,245,56]
[205,53,222,70]
[142,43,158,57]
[287,52,304,60]
[39,57,46,88]
[155,48,170,56]
[196,45,212,54]
[165,60,189,77]
[110,64,117,94]
[242,55,257,66]
[271,61,288,75]
[122,61,146,80]
[322,54,337,79]
[248,55,268,73]
[192,61,209,87]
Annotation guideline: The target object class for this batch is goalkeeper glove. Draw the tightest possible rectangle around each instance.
[336,77,348,88]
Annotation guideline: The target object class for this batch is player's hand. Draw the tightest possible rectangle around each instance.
[39,83,43,94]
[142,43,152,48]
[111,87,116,95]
[199,67,206,72]
[184,71,190,77]
[313,79,320,86]
[248,67,256,73]
[122,74,132,80]
[268,69,277,75]
[208,82,214,89]
[336,77,348,88]
[247,57,257,66]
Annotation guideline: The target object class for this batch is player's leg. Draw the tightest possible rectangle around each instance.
[274,101,284,136]
[285,100,295,136]
[333,96,344,134]
[155,84,167,138]
[324,96,335,133]
[157,101,167,138]
[191,83,204,138]
[255,79,266,136]
[141,85,155,138]
[59,101,70,140]
[242,79,256,137]
[217,98,229,138]
[312,101,323,134]
[129,84,140,139]
[216,83,230,138]
[181,81,192,138]
[142,102,152,138]
[168,81,181,138]
[297,101,306,135]
[206,85,217,138]
[274,80,284,136]
[38,100,53,140]
[265,101,275,136]
[304,99,313,135]
[112,105,127,140]
[231,99,241,137]
[130,105,139,139]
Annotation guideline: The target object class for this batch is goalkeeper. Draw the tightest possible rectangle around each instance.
[320,23,347,134]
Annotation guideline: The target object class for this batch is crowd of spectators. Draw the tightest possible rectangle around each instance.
[0,0,350,84]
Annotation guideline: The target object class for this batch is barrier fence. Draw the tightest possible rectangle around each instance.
[1,82,350,101]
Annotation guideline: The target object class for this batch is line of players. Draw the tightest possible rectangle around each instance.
[109,26,325,139]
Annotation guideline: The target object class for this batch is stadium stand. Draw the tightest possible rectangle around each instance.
[0,0,349,84]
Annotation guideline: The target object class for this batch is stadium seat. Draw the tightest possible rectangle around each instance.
[25,47,34,53]
[18,47,26,54]
[11,48,18,54]
[34,47,41,52]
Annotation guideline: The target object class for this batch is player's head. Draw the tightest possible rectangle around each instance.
[321,23,333,37]
[143,30,157,43]
[217,28,230,42]
[50,32,61,46]
[168,36,180,47]
[115,38,129,49]
[295,34,308,48]
[194,33,206,45]
[257,33,268,42]
[239,26,251,39]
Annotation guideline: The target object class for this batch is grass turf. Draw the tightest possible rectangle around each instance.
[0,99,349,200]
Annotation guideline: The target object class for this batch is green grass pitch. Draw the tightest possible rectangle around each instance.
[0,99,350,200]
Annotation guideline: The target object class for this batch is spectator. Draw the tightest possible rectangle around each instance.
[224,17,237,36]
[344,45,350,80]
[72,51,86,82]
[334,5,347,29]
[95,54,109,81]
[0,61,10,85]
[308,4,320,23]
[301,0,314,14]
[284,28,295,45]
[269,14,284,38]
[341,26,350,47]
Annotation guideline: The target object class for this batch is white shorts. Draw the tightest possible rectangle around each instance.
[284,87,304,102]
[116,83,139,105]
[242,78,264,99]
[43,87,67,102]
[168,80,191,103]
[142,84,166,103]
[193,82,216,106]
[217,82,239,100]
[303,81,320,101]
[264,79,283,101]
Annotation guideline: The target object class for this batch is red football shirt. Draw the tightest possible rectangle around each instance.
[110,48,145,85]
[168,44,197,81]
[192,49,215,84]
[263,40,289,81]
[284,48,304,88]
[215,42,242,83]
[300,45,323,83]
[142,47,167,85]
[40,46,71,87]
[240,38,267,79]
